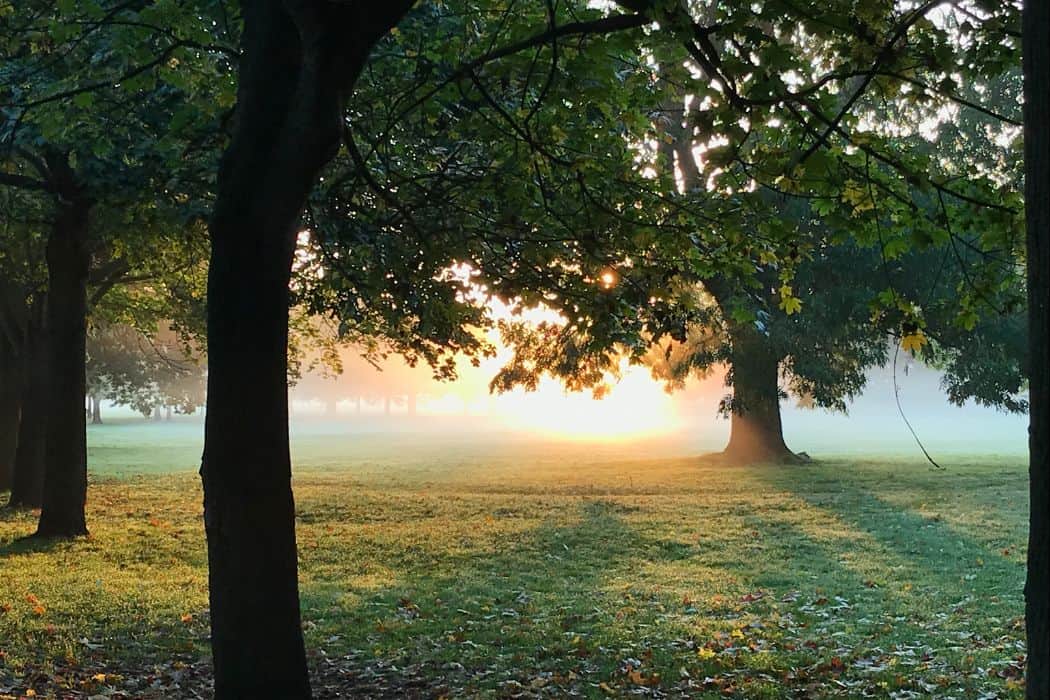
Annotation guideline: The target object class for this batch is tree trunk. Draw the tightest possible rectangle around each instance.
[204,224,309,697]
[36,190,90,538]
[199,4,414,696]
[9,310,48,509]
[0,357,20,491]
[165,406,173,421]
[201,11,315,698]
[153,405,162,422]
[722,323,796,464]
[90,395,102,425]
[1025,0,1049,694]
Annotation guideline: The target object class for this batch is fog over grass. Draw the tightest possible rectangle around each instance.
[87,361,1026,480]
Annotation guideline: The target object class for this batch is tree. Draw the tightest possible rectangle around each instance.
[1,0,228,533]
[0,278,27,490]
[0,189,50,508]
[1023,0,1049,693]
[477,9,1023,464]
[86,322,206,419]
[640,239,1027,457]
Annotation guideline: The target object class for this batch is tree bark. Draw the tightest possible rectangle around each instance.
[722,322,796,464]
[36,183,91,538]
[90,395,102,425]
[1025,0,1049,694]
[9,309,47,509]
[0,357,20,491]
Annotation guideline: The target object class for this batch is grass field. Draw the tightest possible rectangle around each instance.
[0,419,1030,698]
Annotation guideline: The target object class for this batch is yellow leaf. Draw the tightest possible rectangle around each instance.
[842,179,875,213]
[901,331,927,353]
[697,647,716,660]
[92,673,107,683]
[779,294,802,315]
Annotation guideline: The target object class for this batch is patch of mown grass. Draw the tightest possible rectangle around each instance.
[0,431,1030,697]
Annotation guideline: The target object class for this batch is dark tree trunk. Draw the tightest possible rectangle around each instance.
[1025,0,1049,694]
[90,395,102,425]
[0,357,20,491]
[722,323,796,464]
[9,311,48,509]
[200,5,413,696]
[204,223,307,697]
[36,186,91,538]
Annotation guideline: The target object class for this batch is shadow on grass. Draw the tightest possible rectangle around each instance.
[1,497,673,699]
[297,498,711,696]
[0,531,66,557]
[0,502,53,558]
[746,464,1025,602]
[293,469,1027,698]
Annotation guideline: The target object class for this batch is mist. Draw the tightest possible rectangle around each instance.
[93,354,1027,464]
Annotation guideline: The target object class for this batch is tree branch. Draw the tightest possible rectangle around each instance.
[0,172,52,192]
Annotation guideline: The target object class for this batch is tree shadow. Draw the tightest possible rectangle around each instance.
[736,463,1027,684]
[743,463,1026,601]
[0,531,65,557]
[296,497,724,697]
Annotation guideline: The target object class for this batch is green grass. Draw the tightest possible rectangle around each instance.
[0,422,1030,698]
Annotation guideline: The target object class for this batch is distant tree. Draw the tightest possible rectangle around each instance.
[635,238,1027,461]
[86,322,205,421]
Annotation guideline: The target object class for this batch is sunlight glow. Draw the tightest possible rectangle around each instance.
[492,360,684,441]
